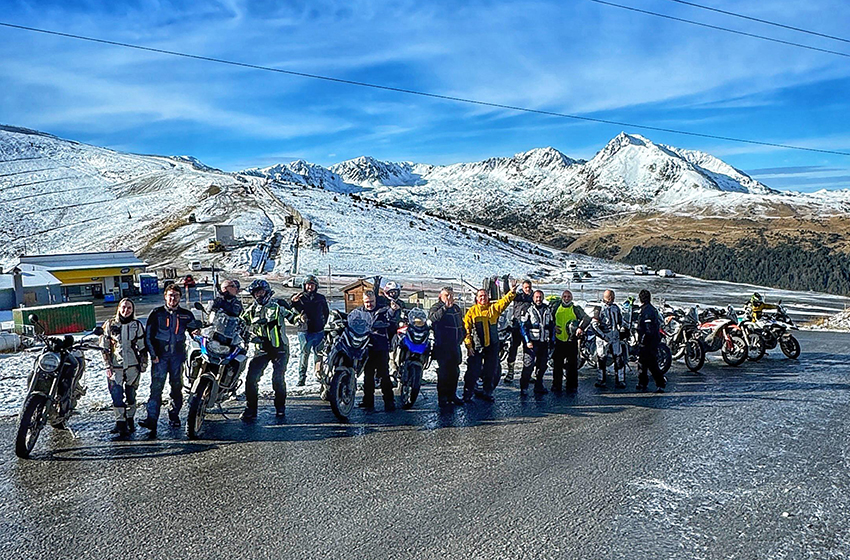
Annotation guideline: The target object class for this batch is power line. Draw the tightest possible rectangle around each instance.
[1,20,849,157]
[658,0,850,45]
[588,0,850,58]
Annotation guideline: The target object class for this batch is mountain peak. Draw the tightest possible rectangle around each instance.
[513,146,579,169]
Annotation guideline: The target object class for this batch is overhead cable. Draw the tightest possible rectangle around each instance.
[0,20,848,157]
[587,0,850,59]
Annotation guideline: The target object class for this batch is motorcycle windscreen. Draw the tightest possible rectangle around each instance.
[407,307,428,326]
[210,313,241,341]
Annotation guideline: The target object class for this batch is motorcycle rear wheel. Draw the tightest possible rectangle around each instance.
[329,369,355,422]
[684,339,705,372]
[15,394,48,459]
[780,335,801,360]
[721,331,747,367]
[187,378,213,440]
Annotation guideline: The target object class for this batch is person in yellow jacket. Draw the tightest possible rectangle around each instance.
[745,292,777,321]
[462,279,518,402]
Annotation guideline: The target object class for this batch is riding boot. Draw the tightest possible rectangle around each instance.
[504,362,515,383]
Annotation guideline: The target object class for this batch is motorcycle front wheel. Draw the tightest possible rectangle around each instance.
[657,343,673,374]
[721,331,747,367]
[400,362,422,409]
[15,394,48,458]
[669,337,685,361]
[746,331,766,361]
[684,339,705,372]
[780,335,801,359]
[187,378,213,440]
[329,369,355,422]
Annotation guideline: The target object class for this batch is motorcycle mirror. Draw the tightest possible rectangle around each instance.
[28,313,39,323]
[93,326,104,336]
[194,301,205,311]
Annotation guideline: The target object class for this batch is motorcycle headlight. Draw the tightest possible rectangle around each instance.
[37,352,61,373]
[207,339,230,355]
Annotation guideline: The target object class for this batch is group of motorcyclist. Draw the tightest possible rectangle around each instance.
[96,272,785,437]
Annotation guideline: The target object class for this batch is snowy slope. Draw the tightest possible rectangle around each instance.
[0,125,583,283]
[0,125,278,270]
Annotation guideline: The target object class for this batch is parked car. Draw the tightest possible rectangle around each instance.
[190,261,203,271]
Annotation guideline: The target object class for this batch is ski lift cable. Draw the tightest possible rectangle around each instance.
[587,0,850,59]
[657,0,850,45]
[0,21,849,157]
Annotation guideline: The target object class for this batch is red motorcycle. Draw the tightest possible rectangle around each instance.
[696,306,747,367]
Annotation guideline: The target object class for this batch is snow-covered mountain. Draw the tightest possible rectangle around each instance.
[0,125,572,281]
[242,133,850,225]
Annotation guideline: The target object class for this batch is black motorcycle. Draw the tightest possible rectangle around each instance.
[15,314,104,458]
[318,310,371,421]
[662,305,706,372]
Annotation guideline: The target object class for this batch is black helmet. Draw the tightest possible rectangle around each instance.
[248,279,273,305]
[302,274,319,290]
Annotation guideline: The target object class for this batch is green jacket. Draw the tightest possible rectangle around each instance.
[242,300,297,353]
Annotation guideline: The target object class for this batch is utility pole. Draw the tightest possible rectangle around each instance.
[291,224,300,275]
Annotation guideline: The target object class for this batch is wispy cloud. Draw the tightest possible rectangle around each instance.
[0,0,848,183]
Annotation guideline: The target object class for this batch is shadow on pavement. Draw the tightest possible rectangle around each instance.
[17,346,850,461]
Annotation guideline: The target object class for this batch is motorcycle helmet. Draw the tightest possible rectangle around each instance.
[248,279,274,305]
[750,292,763,305]
[384,281,401,299]
[302,274,319,290]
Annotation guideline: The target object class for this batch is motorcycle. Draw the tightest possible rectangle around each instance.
[185,303,248,439]
[696,306,748,366]
[317,309,371,421]
[726,306,766,362]
[15,314,104,458]
[748,302,801,359]
[391,307,431,409]
[662,305,706,372]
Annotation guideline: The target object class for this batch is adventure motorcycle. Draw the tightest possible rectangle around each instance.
[391,307,431,409]
[15,314,104,458]
[726,306,766,362]
[317,309,371,421]
[696,306,748,366]
[185,303,248,439]
[662,305,706,372]
[747,303,801,359]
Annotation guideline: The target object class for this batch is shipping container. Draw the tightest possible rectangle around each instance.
[13,302,96,335]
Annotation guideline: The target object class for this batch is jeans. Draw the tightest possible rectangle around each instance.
[298,331,325,383]
[145,354,185,421]
[245,347,289,410]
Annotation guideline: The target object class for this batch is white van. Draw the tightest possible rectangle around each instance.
[634,264,649,276]
[190,261,203,271]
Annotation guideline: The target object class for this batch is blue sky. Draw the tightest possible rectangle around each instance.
[0,0,848,191]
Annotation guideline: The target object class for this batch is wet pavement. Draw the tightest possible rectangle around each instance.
[1,330,849,559]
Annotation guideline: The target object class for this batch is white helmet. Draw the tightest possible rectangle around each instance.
[384,281,401,292]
